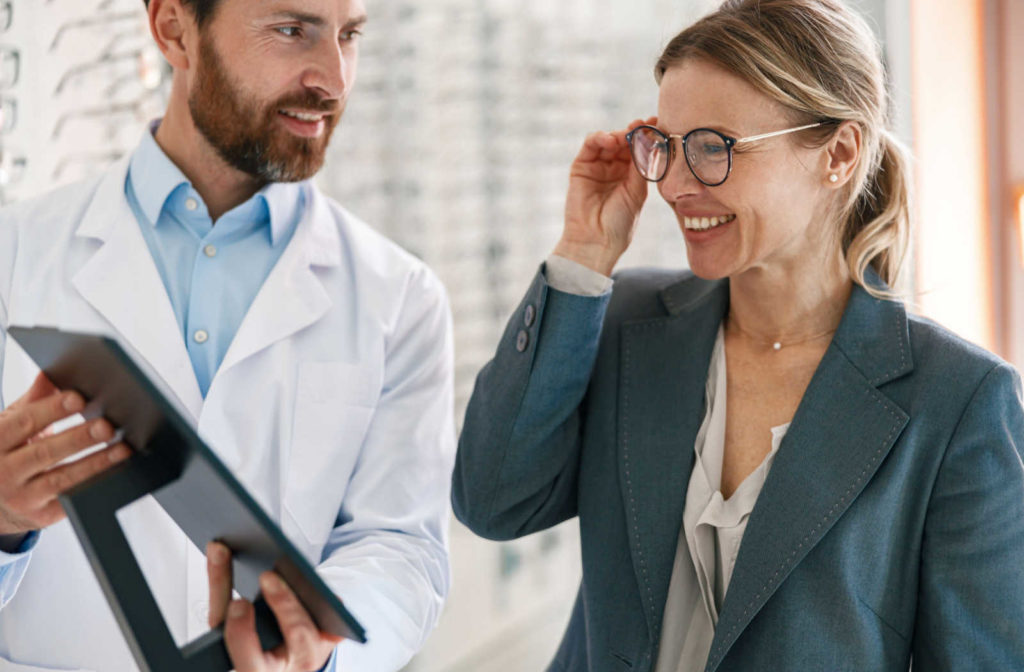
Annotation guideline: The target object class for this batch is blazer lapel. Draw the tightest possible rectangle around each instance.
[216,186,340,378]
[704,282,913,672]
[618,277,727,642]
[71,158,203,421]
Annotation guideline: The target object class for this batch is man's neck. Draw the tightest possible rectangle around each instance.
[154,100,264,222]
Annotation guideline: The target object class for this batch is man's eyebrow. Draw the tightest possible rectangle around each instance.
[267,11,368,30]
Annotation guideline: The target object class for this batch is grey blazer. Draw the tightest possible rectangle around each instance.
[452,266,1024,672]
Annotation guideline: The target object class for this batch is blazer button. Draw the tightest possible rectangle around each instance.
[516,330,529,353]
[523,304,536,328]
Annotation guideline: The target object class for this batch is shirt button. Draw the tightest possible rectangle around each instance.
[193,330,209,344]
[192,601,209,625]
[516,330,529,353]
[523,304,536,328]
[185,198,199,211]
[204,245,217,258]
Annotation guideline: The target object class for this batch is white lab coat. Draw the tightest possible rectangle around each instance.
[0,156,456,672]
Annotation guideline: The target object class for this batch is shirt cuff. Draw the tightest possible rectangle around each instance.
[0,530,39,559]
[544,254,614,297]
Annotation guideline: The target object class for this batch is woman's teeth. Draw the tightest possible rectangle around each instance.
[682,214,736,231]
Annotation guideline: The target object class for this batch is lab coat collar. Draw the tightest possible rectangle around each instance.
[73,158,342,417]
[73,155,205,421]
[215,183,341,380]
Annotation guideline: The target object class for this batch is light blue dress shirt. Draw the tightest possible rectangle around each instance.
[125,121,303,397]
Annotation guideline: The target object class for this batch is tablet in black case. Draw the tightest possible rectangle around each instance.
[7,326,367,672]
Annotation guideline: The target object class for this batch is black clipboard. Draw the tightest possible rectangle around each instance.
[7,326,367,672]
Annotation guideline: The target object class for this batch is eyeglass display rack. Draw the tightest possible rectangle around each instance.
[0,0,169,206]
[321,1,712,671]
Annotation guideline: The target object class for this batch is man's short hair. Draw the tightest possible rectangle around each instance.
[143,0,221,28]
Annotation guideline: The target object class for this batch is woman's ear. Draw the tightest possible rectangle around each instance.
[824,121,862,188]
[147,0,195,72]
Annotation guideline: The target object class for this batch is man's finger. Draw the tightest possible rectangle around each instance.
[207,541,234,628]
[8,419,115,482]
[0,389,84,454]
[24,443,131,504]
[223,600,264,671]
[260,572,331,671]
[6,373,59,411]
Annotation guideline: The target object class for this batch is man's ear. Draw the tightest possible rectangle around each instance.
[147,0,195,71]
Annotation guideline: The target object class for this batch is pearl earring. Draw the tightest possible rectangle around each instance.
[829,174,839,183]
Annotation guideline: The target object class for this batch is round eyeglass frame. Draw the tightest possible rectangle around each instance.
[625,122,826,187]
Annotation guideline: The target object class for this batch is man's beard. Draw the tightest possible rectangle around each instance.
[189,36,342,183]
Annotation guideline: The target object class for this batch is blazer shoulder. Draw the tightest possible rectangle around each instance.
[607,266,702,324]
[907,313,1010,383]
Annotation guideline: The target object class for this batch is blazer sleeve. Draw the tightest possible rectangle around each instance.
[912,362,1024,668]
[452,265,611,541]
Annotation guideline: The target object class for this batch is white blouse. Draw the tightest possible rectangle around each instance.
[653,327,790,672]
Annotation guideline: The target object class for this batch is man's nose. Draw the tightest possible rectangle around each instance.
[301,40,349,100]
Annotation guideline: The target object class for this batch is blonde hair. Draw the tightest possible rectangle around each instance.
[656,0,911,297]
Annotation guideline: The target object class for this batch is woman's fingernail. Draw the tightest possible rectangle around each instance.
[228,601,246,618]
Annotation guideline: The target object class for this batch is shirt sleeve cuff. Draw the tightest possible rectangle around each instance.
[544,254,614,297]
[0,530,39,560]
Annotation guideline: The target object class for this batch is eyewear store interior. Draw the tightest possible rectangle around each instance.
[2,0,1023,671]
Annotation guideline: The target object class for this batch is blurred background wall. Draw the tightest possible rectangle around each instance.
[1,1,1022,671]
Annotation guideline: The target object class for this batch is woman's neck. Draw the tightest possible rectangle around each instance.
[726,256,852,345]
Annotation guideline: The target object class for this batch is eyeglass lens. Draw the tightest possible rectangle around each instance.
[628,126,732,186]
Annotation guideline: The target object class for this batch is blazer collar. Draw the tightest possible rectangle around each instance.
[658,269,913,389]
[618,276,728,641]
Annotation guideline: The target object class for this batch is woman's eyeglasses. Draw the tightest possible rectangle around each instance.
[626,122,827,187]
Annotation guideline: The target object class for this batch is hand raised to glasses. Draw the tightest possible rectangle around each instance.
[207,542,344,672]
[0,372,132,538]
[554,117,658,277]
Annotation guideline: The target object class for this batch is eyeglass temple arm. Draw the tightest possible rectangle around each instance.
[734,122,824,145]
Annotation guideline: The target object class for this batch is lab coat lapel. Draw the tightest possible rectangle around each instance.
[217,186,340,377]
[618,278,727,641]
[704,282,912,672]
[71,157,204,421]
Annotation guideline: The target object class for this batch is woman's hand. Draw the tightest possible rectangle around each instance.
[555,117,656,277]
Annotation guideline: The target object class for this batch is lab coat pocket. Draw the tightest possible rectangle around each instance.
[285,361,379,548]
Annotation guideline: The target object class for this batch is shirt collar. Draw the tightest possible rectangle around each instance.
[129,119,307,245]
[128,119,190,228]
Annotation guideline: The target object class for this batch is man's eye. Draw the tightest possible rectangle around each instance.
[340,30,362,42]
[275,26,302,38]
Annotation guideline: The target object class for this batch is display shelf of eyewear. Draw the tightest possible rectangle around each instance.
[0,0,169,206]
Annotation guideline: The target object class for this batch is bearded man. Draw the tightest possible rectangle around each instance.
[0,1,455,671]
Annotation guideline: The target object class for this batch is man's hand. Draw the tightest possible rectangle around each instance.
[0,372,132,536]
[207,542,344,672]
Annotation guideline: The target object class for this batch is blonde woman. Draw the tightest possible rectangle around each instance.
[453,0,1024,670]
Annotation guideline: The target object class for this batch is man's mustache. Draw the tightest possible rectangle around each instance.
[271,92,342,115]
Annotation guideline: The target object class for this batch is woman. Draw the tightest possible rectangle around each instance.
[453,0,1024,670]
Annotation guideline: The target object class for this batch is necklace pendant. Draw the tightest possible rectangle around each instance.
[773,342,782,351]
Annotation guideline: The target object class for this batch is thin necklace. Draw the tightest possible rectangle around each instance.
[726,316,837,352]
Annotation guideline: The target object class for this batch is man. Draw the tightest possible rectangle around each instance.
[0,0,455,670]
